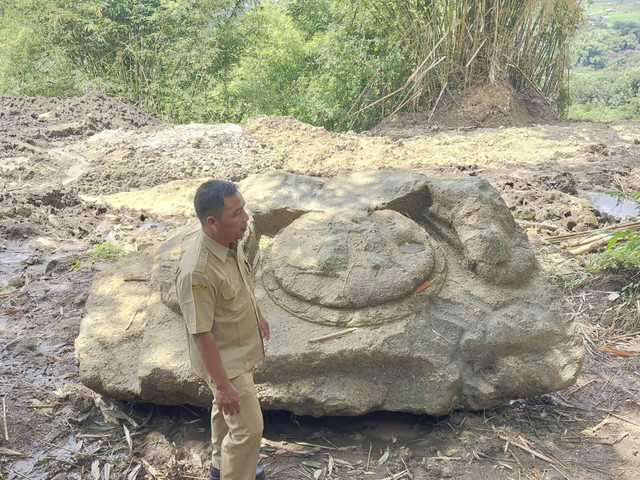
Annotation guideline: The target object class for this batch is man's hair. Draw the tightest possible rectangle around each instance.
[194,180,238,225]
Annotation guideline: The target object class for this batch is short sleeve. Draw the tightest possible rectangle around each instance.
[176,271,215,334]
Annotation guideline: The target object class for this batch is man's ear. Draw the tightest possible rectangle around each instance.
[205,215,217,230]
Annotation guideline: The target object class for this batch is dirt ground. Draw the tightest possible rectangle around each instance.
[1,91,640,480]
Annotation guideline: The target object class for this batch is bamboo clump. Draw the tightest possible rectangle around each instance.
[353,0,582,119]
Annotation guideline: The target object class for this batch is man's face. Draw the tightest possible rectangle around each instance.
[213,192,249,243]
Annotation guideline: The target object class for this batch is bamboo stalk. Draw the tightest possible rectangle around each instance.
[568,236,614,255]
[309,328,358,343]
[546,222,640,244]
[568,233,611,248]
[356,0,578,118]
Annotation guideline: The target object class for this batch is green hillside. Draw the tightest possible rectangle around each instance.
[569,1,640,120]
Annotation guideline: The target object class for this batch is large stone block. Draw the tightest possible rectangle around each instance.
[75,170,584,416]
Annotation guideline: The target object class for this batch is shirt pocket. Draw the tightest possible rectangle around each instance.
[221,278,241,301]
[220,273,251,314]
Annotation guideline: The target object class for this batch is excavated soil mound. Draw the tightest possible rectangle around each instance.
[370,83,558,139]
[0,91,162,158]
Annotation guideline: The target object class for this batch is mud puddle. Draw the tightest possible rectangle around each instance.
[581,191,638,219]
[0,241,31,283]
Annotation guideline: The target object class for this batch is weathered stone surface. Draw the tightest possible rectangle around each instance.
[75,170,584,416]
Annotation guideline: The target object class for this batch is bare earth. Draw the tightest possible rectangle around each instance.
[1,93,640,480]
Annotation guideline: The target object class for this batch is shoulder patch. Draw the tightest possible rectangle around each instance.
[192,283,208,290]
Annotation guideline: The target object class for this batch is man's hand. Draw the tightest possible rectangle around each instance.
[258,311,270,341]
[215,381,240,415]
[192,332,239,414]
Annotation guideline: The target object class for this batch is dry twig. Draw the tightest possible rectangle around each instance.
[1,396,8,441]
[309,328,357,344]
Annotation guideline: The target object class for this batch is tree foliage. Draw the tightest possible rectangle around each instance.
[0,0,79,96]
[0,0,582,130]
[569,19,640,121]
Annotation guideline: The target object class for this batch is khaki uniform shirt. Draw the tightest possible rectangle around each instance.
[175,229,264,381]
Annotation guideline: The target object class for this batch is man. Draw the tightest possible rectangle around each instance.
[175,180,270,480]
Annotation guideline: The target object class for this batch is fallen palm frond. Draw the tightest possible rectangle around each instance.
[0,447,25,456]
[598,346,636,357]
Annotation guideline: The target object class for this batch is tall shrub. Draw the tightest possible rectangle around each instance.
[353,0,583,118]
[0,0,79,96]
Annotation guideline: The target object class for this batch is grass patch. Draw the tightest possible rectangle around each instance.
[587,1,640,24]
[69,258,82,270]
[90,241,128,263]
[588,235,640,302]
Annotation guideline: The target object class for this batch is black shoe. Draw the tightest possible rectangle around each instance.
[210,465,265,480]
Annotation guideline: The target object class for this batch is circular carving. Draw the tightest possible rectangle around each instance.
[262,210,445,326]
[271,210,434,307]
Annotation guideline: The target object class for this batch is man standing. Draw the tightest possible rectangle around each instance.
[175,180,269,480]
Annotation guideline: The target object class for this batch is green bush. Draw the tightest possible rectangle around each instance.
[0,0,81,96]
[587,192,640,303]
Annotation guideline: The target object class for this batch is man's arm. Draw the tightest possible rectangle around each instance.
[192,332,240,415]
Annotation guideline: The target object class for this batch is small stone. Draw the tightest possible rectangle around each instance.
[35,236,58,251]
[16,205,32,217]
[73,291,90,306]
[8,275,24,287]
[48,214,61,228]
[47,122,83,137]
[15,294,30,306]
[23,255,43,266]
[188,137,203,148]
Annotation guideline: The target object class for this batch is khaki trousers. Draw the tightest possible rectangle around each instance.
[208,370,263,480]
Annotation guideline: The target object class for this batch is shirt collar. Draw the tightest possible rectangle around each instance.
[200,230,231,262]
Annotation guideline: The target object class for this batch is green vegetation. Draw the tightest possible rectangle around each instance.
[0,0,582,130]
[69,258,82,270]
[90,241,128,263]
[585,0,640,24]
[586,191,640,303]
[569,0,640,121]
